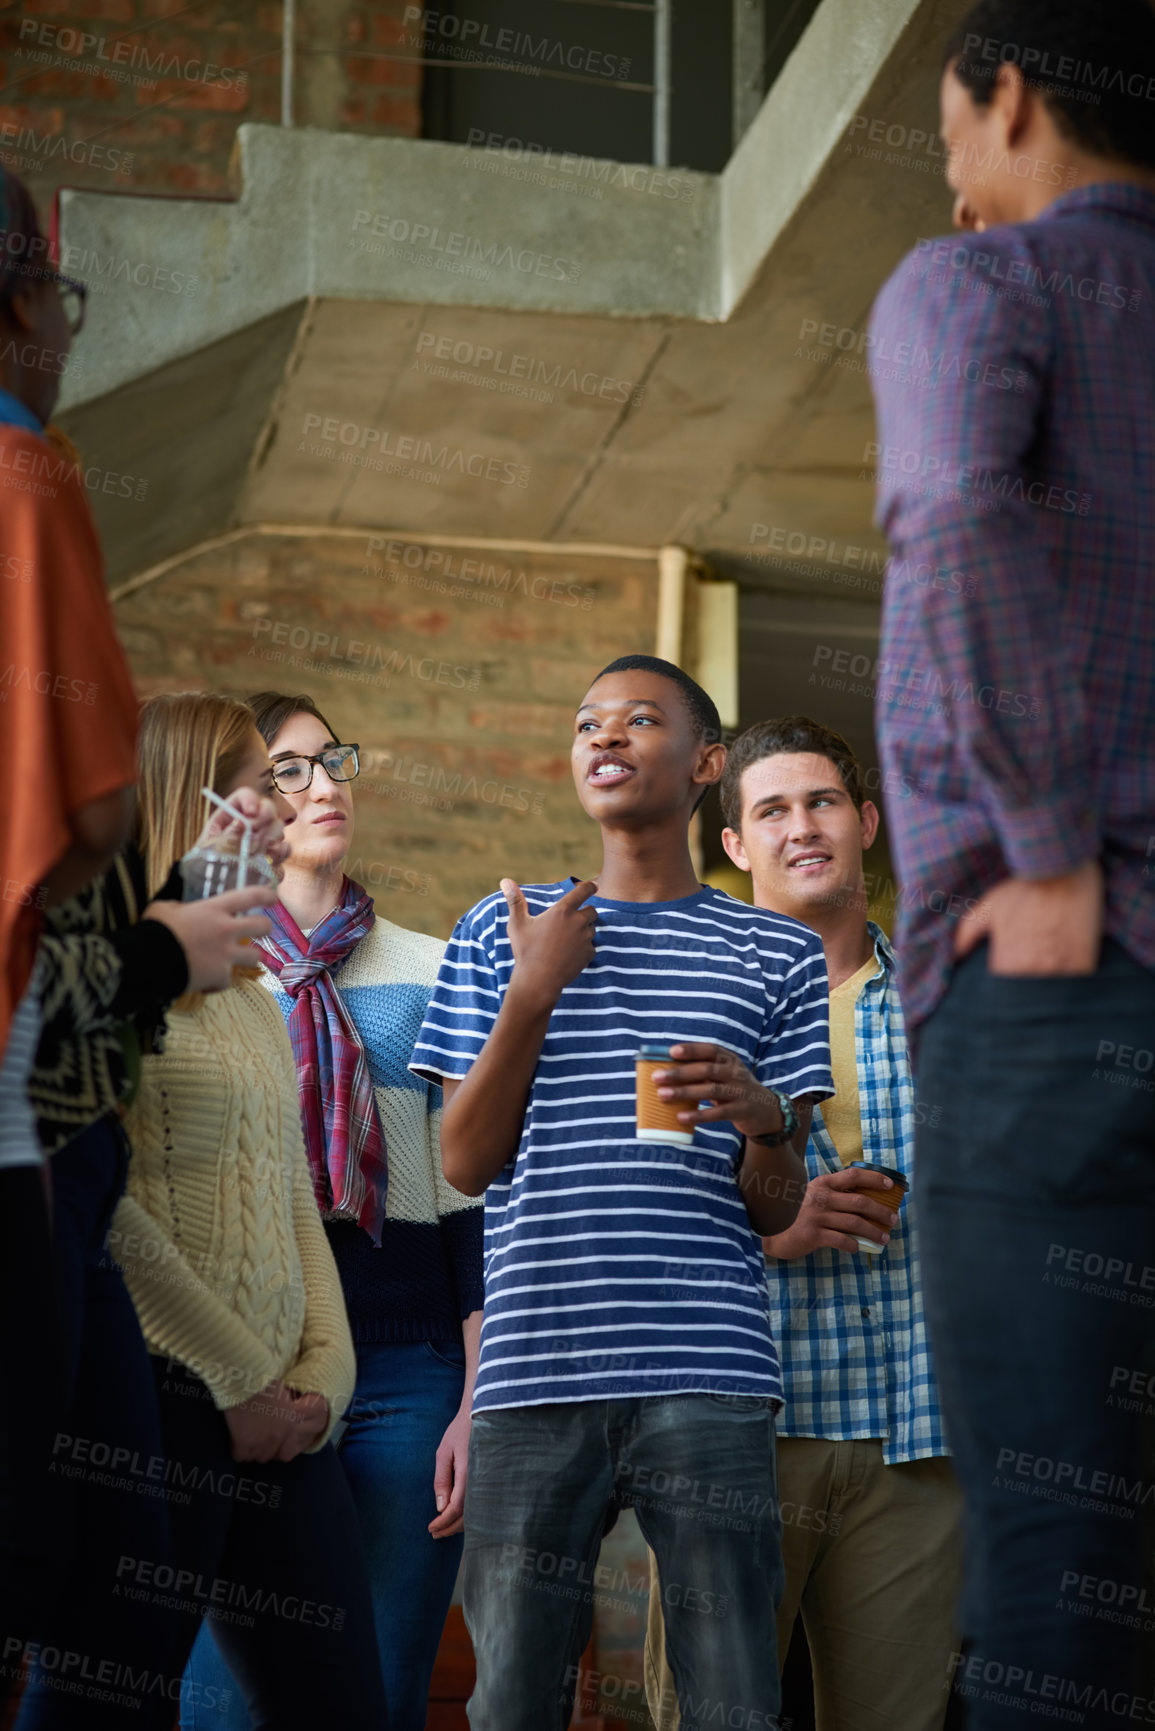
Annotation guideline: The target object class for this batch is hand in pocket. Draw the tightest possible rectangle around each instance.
[954,861,1102,976]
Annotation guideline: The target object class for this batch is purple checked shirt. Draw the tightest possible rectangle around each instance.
[867,183,1155,1032]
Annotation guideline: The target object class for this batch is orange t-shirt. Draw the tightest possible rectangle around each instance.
[0,424,139,1055]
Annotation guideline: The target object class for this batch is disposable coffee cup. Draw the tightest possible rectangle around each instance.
[179,844,278,903]
[846,1161,908,1254]
[636,1043,696,1145]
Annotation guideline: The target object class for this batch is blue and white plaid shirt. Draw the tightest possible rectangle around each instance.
[766,924,949,1463]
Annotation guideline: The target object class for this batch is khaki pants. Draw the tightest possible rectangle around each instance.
[645,1438,961,1731]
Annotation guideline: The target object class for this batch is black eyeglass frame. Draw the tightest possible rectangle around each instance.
[0,268,87,335]
[270,743,361,794]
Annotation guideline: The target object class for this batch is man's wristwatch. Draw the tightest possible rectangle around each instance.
[750,1089,799,1147]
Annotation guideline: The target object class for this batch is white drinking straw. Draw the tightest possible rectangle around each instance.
[201,786,254,885]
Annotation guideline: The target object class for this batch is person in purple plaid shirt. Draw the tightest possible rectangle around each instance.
[868,4,1155,1728]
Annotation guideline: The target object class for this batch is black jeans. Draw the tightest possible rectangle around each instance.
[0,1166,61,1713]
[463,1394,784,1731]
[14,1116,180,1731]
[149,1359,388,1730]
[916,941,1155,1731]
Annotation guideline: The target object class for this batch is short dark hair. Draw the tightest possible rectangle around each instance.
[720,716,864,832]
[246,690,340,750]
[0,168,53,302]
[589,655,722,745]
[587,656,722,816]
[943,1,1155,168]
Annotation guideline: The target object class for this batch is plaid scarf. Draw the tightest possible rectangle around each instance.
[258,878,388,1245]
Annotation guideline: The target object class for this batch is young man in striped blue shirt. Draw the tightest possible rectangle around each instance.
[411,657,833,1731]
[647,715,960,1731]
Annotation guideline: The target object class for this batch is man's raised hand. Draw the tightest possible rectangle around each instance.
[502,877,598,1014]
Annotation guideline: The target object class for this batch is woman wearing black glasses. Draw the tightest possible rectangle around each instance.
[183,691,483,1731]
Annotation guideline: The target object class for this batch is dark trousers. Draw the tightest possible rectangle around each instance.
[916,941,1155,1731]
[13,1117,179,1731]
[463,1393,784,1731]
[0,1167,61,1712]
[184,1335,467,1731]
[150,1359,388,1730]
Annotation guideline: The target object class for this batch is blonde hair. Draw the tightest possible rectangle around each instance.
[136,692,258,896]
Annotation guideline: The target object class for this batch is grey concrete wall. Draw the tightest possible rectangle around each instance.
[719,0,927,315]
[57,0,940,413]
[58,124,719,411]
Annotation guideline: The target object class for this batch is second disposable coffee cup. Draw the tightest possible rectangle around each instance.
[636,1043,695,1145]
[846,1161,908,1254]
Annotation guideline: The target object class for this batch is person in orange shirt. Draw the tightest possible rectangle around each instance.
[0,168,280,1728]
[0,172,143,1716]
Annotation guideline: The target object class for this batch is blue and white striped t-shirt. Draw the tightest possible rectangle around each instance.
[410,881,833,1413]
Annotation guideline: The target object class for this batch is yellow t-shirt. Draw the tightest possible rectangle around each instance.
[818,956,877,1167]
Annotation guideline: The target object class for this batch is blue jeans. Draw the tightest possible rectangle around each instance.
[184,1337,465,1729]
[463,1394,784,1731]
[917,942,1155,1731]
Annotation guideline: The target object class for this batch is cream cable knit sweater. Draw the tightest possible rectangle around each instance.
[113,978,355,1448]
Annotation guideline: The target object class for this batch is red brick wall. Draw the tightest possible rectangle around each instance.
[0,0,420,214]
[112,529,660,939]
